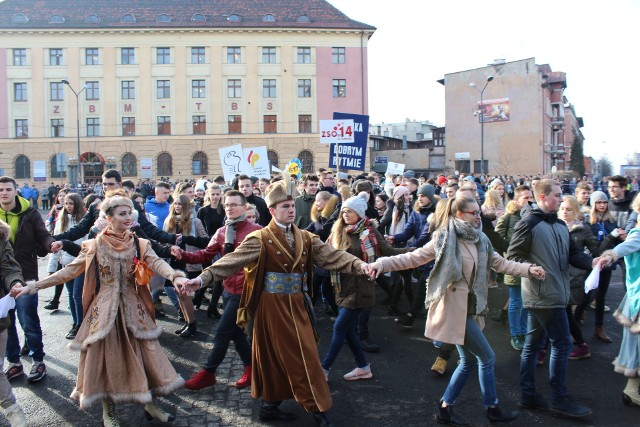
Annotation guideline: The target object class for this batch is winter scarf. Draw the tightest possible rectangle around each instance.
[224,212,247,254]
[425,218,493,315]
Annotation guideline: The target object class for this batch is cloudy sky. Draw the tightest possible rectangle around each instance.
[329,0,640,169]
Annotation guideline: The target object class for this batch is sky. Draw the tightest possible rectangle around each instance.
[328,0,640,170]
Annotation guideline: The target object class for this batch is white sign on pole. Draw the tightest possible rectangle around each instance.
[385,162,405,176]
[140,158,153,179]
[219,144,246,182]
[34,161,46,182]
[319,119,355,144]
[242,146,270,179]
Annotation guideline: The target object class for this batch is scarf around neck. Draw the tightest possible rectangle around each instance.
[99,226,134,253]
[329,218,378,289]
[224,212,247,254]
[425,218,493,315]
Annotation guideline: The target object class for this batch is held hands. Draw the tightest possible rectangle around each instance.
[10,282,34,298]
[593,256,612,269]
[173,276,190,295]
[51,241,63,253]
[177,277,202,295]
[384,235,395,244]
[528,265,545,280]
[170,246,182,259]
[364,262,384,280]
[175,234,183,245]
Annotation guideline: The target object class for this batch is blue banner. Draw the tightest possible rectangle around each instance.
[329,112,369,171]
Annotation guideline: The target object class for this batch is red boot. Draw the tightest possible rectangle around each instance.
[235,365,251,389]
[184,369,216,390]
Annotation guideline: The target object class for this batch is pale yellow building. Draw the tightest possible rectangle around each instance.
[0,0,374,184]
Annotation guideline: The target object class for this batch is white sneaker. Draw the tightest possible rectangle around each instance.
[5,403,27,427]
[323,368,329,381]
[343,364,372,381]
[590,301,611,312]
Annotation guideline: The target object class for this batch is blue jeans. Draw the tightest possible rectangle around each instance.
[442,316,497,407]
[356,307,371,337]
[520,308,572,400]
[508,286,528,337]
[6,294,45,363]
[204,291,251,372]
[163,282,180,312]
[66,273,85,326]
[322,307,368,370]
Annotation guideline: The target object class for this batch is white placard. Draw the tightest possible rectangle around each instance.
[140,158,153,179]
[34,160,47,182]
[219,144,246,182]
[386,162,405,176]
[242,146,270,179]
[455,152,470,160]
[319,119,355,144]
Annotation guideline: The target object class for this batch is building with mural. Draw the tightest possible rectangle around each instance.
[0,0,374,184]
[440,58,584,176]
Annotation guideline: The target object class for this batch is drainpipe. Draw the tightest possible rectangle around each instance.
[360,30,365,115]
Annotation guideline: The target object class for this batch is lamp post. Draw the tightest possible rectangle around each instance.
[469,76,494,176]
[61,80,87,188]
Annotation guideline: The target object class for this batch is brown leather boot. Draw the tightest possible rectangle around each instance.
[594,326,612,343]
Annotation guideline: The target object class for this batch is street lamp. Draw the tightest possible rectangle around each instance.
[61,80,87,188]
[469,76,494,176]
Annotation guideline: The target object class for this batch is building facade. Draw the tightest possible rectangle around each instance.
[0,0,374,184]
[440,58,584,176]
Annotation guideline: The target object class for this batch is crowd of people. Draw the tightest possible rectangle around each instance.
[0,167,638,426]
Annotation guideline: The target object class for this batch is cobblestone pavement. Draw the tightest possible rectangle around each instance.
[3,252,638,426]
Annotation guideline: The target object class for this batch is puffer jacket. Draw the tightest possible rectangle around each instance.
[507,208,593,309]
[305,195,339,242]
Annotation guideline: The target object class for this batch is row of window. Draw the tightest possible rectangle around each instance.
[11,13,310,25]
[12,114,314,138]
[13,149,314,179]
[11,46,346,66]
[12,78,346,101]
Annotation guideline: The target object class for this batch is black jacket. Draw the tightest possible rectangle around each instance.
[247,194,271,227]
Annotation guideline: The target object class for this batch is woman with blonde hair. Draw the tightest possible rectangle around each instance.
[490,179,510,207]
[481,189,505,227]
[367,194,545,425]
[164,194,208,337]
[13,194,188,426]
[573,191,626,342]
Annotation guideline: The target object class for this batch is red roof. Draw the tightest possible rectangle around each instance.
[0,0,375,31]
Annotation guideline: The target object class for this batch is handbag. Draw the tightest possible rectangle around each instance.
[132,235,154,287]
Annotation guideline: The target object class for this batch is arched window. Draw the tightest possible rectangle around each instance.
[156,14,171,22]
[298,150,314,174]
[121,14,136,23]
[227,14,241,22]
[191,14,206,22]
[262,14,276,22]
[157,152,172,176]
[192,151,208,175]
[49,15,65,24]
[296,14,310,23]
[12,14,29,24]
[15,155,30,179]
[85,14,100,24]
[267,149,279,169]
[121,152,137,177]
[50,154,66,178]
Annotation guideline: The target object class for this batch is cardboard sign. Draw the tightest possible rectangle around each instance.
[386,162,405,176]
[219,144,245,182]
[242,146,270,179]
[320,119,355,144]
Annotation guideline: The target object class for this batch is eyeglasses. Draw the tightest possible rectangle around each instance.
[223,203,243,209]
[461,210,482,217]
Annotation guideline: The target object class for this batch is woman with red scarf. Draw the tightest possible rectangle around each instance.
[321,192,411,381]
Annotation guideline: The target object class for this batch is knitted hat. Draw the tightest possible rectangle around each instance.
[417,184,436,201]
[402,170,415,179]
[590,190,608,206]
[265,182,293,208]
[437,175,447,186]
[341,192,370,219]
[100,195,133,215]
[392,185,410,201]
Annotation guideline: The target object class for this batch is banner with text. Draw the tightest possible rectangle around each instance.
[241,146,270,179]
[219,144,246,182]
[386,162,405,176]
[329,113,369,171]
[320,119,355,144]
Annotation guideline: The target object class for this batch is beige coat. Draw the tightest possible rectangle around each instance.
[377,238,531,345]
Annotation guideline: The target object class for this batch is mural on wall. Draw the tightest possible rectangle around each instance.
[479,98,510,123]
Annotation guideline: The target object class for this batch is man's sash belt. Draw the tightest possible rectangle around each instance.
[264,272,307,294]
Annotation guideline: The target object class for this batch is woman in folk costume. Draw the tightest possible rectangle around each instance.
[12,194,188,426]
[180,180,370,427]
[366,194,545,426]
[322,192,411,381]
[601,193,640,406]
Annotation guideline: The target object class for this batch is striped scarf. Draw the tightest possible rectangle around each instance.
[329,218,379,288]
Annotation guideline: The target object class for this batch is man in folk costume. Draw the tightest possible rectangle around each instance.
[181,180,371,427]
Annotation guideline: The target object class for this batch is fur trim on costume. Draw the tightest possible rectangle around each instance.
[0,220,10,242]
[73,389,153,410]
[602,249,619,263]
[151,375,185,397]
[24,280,38,295]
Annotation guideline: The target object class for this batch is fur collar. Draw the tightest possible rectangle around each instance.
[0,220,9,242]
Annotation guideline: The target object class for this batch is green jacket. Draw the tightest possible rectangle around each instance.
[495,203,522,286]
[294,191,315,230]
[0,220,24,331]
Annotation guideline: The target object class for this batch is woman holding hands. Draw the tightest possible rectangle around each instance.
[366,194,545,426]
